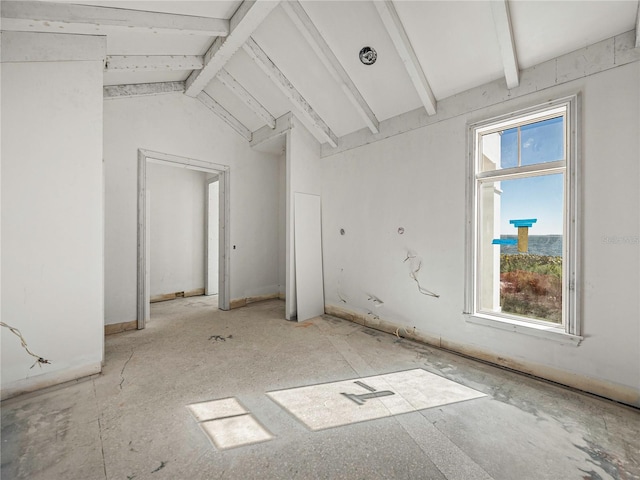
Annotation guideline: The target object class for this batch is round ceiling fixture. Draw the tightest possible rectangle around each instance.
[359,46,377,65]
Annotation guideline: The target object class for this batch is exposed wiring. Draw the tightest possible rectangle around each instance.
[0,321,52,368]
[404,252,440,298]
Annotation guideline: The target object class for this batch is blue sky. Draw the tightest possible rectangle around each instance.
[498,117,564,235]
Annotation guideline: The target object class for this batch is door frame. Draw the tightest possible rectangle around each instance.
[137,148,231,329]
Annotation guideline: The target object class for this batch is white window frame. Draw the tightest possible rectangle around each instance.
[465,95,582,346]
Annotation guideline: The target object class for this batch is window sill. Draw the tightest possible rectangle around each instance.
[465,313,583,346]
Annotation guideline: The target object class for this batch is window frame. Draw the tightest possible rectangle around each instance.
[464,95,582,345]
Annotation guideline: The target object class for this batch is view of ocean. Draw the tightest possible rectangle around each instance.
[500,235,563,256]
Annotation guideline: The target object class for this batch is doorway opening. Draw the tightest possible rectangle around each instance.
[137,149,230,329]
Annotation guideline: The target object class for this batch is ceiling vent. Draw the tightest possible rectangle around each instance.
[359,46,377,65]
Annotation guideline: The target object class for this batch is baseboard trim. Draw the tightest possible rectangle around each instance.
[105,320,138,335]
[0,362,102,401]
[324,304,640,408]
[230,293,281,309]
[150,288,205,303]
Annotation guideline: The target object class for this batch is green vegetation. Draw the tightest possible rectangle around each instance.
[500,254,562,323]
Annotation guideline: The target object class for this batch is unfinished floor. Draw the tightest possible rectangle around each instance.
[1,297,639,480]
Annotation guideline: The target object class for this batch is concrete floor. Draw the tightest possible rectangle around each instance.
[1,297,639,480]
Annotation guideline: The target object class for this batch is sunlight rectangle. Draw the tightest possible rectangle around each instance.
[267,369,486,430]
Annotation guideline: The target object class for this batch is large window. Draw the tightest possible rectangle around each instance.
[466,97,580,340]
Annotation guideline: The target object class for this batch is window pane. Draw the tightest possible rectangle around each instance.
[500,128,518,168]
[478,174,564,323]
[480,129,517,172]
[520,116,564,165]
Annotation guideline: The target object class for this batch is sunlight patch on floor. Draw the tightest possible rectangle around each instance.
[188,398,273,450]
[267,368,486,430]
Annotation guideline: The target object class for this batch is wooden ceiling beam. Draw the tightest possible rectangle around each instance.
[103,82,185,99]
[217,69,276,129]
[0,1,229,36]
[185,0,279,97]
[490,0,520,89]
[242,37,339,148]
[197,92,252,141]
[105,56,204,72]
[374,0,437,116]
[281,1,379,134]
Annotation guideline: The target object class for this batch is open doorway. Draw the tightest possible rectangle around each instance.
[137,149,230,329]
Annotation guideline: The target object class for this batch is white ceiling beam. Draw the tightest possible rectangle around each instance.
[104,82,185,99]
[0,1,229,36]
[281,1,379,134]
[490,0,520,89]
[251,112,293,148]
[217,68,276,129]
[185,0,280,97]
[242,37,338,148]
[105,56,204,72]
[374,0,437,116]
[197,92,252,141]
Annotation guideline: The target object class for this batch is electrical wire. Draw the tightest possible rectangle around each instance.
[0,321,52,368]
[404,252,440,298]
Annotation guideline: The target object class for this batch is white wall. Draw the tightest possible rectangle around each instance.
[147,163,207,297]
[1,33,105,398]
[321,62,640,406]
[104,93,281,324]
[278,152,286,297]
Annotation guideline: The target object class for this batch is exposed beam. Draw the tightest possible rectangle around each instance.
[243,37,338,148]
[104,82,185,99]
[105,56,204,72]
[251,112,293,148]
[217,68,276,128]
[374,0,437,116]
[197,92,252,141]
[281,1,379,134]
[0,1,229,36]
[185,0,280,97]
[490,0,520,89]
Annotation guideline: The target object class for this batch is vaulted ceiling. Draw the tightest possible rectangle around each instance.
[3,0,639,149]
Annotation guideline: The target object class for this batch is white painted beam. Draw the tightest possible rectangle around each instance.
[105,56,204,72]
[104,82,185,99]
[251,112,293,148]
[185,0,280,97]
[243,37,338,148]
[197,92,252,141]
[281,1,379,134]
[374,0,437,116]
[490,0,520,89]
[217,69,276,129]
[0,1,229,36]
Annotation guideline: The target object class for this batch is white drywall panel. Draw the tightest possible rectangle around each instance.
[104,93,281,324]
[321,62,640,406]
[1,33,105,397]
[285,121,323,320]
[294,193,324,322]
[147,163,207,297]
